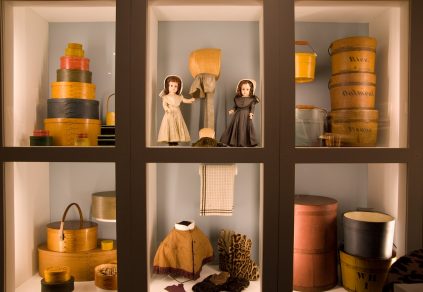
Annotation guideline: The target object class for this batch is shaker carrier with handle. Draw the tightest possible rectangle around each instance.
[46,202,98,253]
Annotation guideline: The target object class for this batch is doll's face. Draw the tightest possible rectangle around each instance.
[241,83,251,97]
[168,81,179,94]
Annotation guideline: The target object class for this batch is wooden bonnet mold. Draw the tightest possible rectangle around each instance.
[189,48,221,79]
[46,203,98,253]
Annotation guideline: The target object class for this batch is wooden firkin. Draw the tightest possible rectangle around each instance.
[293,194,338,292]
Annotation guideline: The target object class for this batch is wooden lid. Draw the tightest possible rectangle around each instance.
[44,118,101,124]
[329,109,379,121]
[295,194,337,206]
[47,220,97,230]
[329,36,377,54]
[44,266,71,283]
[329,72,376,88]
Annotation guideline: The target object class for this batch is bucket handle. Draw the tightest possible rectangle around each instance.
[295,40,317,55]
[296,104,328,116]
[59,202,84,241]
[328,43,334,56]
[106,93,115,113]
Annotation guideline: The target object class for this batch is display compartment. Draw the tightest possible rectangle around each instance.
[147,163,263,291]
[146,1,264,148]
[295,1,409,148]
[2,1,116,147]
[5,162,117,292]
[294,163,406,291]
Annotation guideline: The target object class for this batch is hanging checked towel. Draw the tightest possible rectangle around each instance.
[199,164,237,216]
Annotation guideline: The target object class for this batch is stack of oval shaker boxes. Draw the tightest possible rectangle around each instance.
[44,43,101,146]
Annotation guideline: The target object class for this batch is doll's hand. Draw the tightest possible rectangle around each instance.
[228,109,235,115]
[187,98,195,104]
[249,113,254,119]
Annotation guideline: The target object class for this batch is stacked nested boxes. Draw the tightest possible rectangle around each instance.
[340,211,396,292]
[44,43,100,146]
[38,203,117,282]
[328,37,379,147]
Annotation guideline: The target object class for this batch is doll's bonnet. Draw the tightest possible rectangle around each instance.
[159,75,183,97]
[236,79,256,95]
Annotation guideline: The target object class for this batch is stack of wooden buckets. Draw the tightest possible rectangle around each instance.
[328,36,379,146]
[340,210,396,291]
[44,43,101,146]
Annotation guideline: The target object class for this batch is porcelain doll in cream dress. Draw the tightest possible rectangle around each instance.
[157,75,195,145]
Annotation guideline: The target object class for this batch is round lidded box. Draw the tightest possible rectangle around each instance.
[95,263,118,290]
[51,82,96,99]
[340,247,395,292]
[41,276,74,292]
[329,36,377,74]
[43,266,71,283]
[329,72,376,110]
[44,118,100,146]
[92,191,116,222]
[60,56,90,71]
[328,109,378,146]
[343,210,395,259]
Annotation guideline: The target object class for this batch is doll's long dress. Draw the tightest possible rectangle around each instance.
[158,94,191,143]
[220,95,259,147]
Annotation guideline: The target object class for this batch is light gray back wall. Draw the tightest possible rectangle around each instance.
[295,22,369,110]
[295,164,368,244]
[49,163,116,240]
[156,163,261,262]
[49,22,116,123]
[157,21,261,144]
[48,24,116,238]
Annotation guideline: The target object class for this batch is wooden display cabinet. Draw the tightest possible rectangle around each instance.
[1,0,423,291]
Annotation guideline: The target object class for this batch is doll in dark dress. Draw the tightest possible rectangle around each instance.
[220,79,259,147]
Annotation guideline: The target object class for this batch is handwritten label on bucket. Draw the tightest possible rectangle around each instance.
[357,272,378,290]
